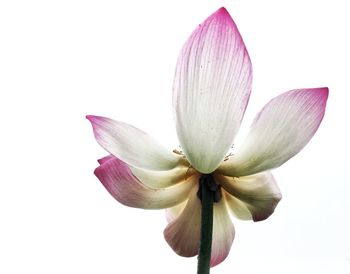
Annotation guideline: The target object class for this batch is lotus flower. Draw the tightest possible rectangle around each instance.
[87,7,328,267]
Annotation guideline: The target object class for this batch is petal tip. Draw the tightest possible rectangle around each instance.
[86,115,96,122]
[211,7,234,25]
[252,193,282,222]
[319,87,329,101]
[216,7,229,16]
[304,87,329,109]
[86,115,105,123]
[305,87,329,101]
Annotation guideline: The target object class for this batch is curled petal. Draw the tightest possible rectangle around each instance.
[87,115,181,171]
[173,7,252,173]
[130,164,196,189]
[94,156,196,209]
[98,155,194,189]
[217,172,282,221]
[218,88,328,176]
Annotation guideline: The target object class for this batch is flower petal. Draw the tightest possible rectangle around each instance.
[129,164,196,189]
[166,201,187,223]
[97,155,114,165]
[164,185,235,267]
[87,115,181,171]
[164,186,201,257]
[173,7,252,173]
[210,199,235,267]
[94,156,196,209]
[217,172,282,221]
[218,88,328,176]
[98,155,195,189]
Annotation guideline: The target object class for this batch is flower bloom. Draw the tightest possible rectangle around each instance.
[87,7,328,267]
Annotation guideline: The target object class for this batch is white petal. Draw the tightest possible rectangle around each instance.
[87,115,181,171]
[218,88,328,176]
[210,199,235,267]
[173,7,252,173]
[217,172,282,221]
[94,156,196,209]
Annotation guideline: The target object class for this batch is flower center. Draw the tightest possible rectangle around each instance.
[197,174,222,203]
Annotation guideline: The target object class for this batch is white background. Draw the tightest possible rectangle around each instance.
[1,0,349,273]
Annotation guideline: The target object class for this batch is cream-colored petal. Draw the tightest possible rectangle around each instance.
[130,164,196,189]
[165,201,187,223]
[217,172,282,221]
[164,186,201,257]
[210,199,235,267]
[164,183,235,267]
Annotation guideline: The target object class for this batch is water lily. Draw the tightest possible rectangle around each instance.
[87,7,328,269]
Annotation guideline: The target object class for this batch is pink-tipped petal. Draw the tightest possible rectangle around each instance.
[97,155,114,165]
[164,184,235,267]
[173,7,252,173]
[218,88,328,176]
[94,156,196,209]
[210,199,235,267]
[218,172,282,222]
[164,186,201,257]
[98,155,194,189]
[87,115,181,171]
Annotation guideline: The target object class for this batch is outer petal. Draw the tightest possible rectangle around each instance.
[218,88,328,176]
[164,186,235,267]
[210,199,235,267]
[217,172,282,221]
[173,7,252,173]
[164,186,201,257]
[87,115,181,171]
[94,156,196,209]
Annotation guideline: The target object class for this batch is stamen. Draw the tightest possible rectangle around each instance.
[224,152,234,161]
[172,148,183,155]
[185,164,193,180]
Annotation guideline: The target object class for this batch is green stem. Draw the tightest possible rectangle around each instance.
[197,175,215,274]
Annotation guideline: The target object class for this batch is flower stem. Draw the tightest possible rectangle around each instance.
[197,174,215,274]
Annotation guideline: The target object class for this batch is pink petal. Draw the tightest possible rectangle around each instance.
[217,172,282,221]
[218,88,328,176]
[94,156,196,209]
[173,7,252,173]
[87,115,181,171]
[97,155,114,165]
